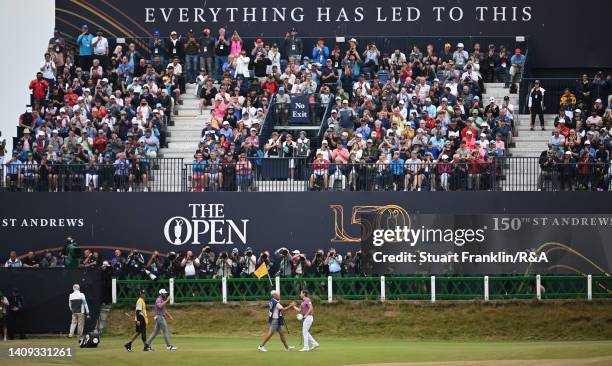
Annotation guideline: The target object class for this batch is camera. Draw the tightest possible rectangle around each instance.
[220,252,228,259]
[281,249,289,256]
[246,250,252,256]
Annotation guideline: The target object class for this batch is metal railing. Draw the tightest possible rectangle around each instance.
[113,274,611,304]
[0,158,184,192]
[2,157,610,192]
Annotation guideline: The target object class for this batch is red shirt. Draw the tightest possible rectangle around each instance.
[29,79,49,99]
[262,81,278,95]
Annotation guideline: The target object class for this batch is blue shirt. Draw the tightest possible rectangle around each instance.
[328,254,343,273]
[7,159,22,174]
[390,158,405,175]
[76,33,93,56]
[192,159,207,174]
[312,46,329,64]
[511,54,526,66]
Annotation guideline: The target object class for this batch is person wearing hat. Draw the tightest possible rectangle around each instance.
[146,289,176,351]
[284,27,303,65]
[528,80,546,131]
[76,25,93,70]
[453,42,469,70]
[124,289,148,352]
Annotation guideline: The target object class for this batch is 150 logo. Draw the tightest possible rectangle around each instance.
[330,204,410,243]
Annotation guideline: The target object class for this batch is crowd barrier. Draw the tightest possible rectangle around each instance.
[113,275,612,304]
[3,157,609,192]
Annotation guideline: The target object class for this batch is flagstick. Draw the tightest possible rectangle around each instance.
[266,272,273,287]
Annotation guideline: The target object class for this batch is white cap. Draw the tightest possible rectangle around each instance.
[110,95,116,99]
[222,120,229,125]
[565,150,572,155]
[417,128,424,133]
[585,140,591,144]
[441,97,448,102]
[26,107,32,113]
[322,140,328,144]
[480,133,487,137]
[77,96,84,101]
[52,129,58,134]
[457,42,464,48]
[102,78,108,82]
[331,109,337,113]
[215,95,223,100]
[575,108,582,113]
[349,38,357,43]
[467,130,473,134]
[441,154,449,160]
[489,97,495,102]
[159,289,168,295]
[399,100,405,104]
[38,130,45,136]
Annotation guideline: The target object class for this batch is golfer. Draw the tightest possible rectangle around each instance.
[146,289,177,351]
[124,289,148,352]
[291,289,319,352]
[258,290,294,352]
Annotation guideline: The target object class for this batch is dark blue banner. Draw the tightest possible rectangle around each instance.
[288,95,311,124]
[1,192,612,275]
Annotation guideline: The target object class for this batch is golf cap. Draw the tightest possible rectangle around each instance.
[159,289,168,295]
[457,42,464,48]
[565,151,572,155]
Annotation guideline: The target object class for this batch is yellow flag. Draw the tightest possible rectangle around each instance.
[254,263,269,279]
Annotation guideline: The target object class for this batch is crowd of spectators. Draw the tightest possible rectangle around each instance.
[3,245,365,278]
[180,30,524,191]
[534,74,612,191]
[13,25,612,192]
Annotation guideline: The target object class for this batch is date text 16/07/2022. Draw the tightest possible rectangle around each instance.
[372,251,548,264]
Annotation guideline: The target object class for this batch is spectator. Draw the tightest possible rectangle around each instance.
[4,251,22,268]
[7,288,25,340]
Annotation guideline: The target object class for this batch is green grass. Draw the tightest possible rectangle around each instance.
[4,301,612,365]
[107,300,612,341]
[1,337,612,366]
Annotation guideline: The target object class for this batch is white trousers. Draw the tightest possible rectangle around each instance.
[302,315,317,349]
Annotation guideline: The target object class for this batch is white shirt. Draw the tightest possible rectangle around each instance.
[40,60,56,80]
[234,55,250,77]
[92,36,108,55]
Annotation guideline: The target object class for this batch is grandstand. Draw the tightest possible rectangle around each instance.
[1,1,612,364]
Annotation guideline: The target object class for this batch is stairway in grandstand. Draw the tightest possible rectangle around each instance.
[161,84,207,161]
[148,84,207,191]
[483,82,556,190]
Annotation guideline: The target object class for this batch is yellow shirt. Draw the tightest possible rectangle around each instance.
[135,297,148,325]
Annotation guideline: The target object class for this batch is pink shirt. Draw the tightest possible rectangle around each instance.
[300,297,312,316]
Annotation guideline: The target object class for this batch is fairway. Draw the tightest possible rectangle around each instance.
[2,337,612,366]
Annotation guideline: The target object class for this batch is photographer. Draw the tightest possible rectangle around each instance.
[290,250,310,277]
[146,251,164,279]
[230,248,243,278]
[126,249,146,277]
[240,247,257,277]
[197,246,216,278]
[274,247,293,277]
[325,248,343,277]
[310,250,327,277]
[61,236,80,268]
[162,252,181,278]
[180,250,200,279]
[257,251,272,270]
[215,251,233,278]
[348,250,365,276]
